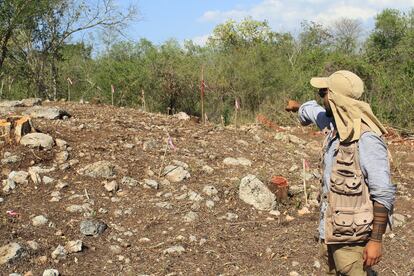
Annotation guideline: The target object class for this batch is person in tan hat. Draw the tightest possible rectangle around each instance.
[286,70,396,275]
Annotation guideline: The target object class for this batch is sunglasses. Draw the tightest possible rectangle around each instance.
[318,88,328,98]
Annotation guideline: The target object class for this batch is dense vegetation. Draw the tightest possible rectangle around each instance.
[0,1,413,130]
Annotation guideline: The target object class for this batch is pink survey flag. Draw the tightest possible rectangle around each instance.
[235,98,240,110]
[168,136,176,151]
[111,84,115,94]
[304,159,310,170]
[67,77,73,85]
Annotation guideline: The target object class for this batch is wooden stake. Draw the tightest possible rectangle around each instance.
[200,65,205,124]
[302,159,308,205]
[141,89,146,111]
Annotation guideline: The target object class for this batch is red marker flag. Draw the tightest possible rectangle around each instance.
[111,84,115,94]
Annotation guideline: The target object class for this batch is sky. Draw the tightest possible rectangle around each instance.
[117,0,414,46]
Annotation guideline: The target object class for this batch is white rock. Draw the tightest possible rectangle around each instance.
[163,165,190,183]
[55,181,68,190]
[55,151,69,164]
[0,243,23,265]
[237,157,252,166]
[143,179,159,189]
[393,213,406,227]
[104,180,119,192]
[20,133,54,149]
[269,210,281,216]
[29,170,41,185]
[298,207,311,216]
[239,175,276,211]
[121,176,138,187]
[223,157,251,166]
[65,240,82,253]
[163,245,185,255]
[205,200,215,209]
[188,191,203,202]
[42,176,55,184]
[155,202,173,209]
[2,179,16,193]
[202,185,218,196]
[202,165,214,174]
[65,205,85,213]
[110,245,122,254]
[183,211,198,222]
[172,160,189,169]
[8,171,29,185]
[78,161,115,178]
[0,100,23,107]
[51,245,67,259]
[289,165,299,172]
[42,269,59,276]
[24,106,70,120]
[32,215,48,226]
[220,212,238,221]
[27,241,39,251]
[55,139,67,149]
[174,112,190,120]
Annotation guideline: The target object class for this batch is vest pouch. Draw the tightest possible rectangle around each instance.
[333,212,354,236]
[330,170,362,195]
[336,144,355,165]
[353,211,373,236]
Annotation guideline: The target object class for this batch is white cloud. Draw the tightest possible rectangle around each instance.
[198,0,414,32]
[315,5,377,24]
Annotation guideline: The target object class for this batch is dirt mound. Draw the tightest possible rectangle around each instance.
[0,101,413,275]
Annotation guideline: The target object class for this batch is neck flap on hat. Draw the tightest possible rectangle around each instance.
[327,91,387,142]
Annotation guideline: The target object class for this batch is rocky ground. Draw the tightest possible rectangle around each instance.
[0,100,413,276]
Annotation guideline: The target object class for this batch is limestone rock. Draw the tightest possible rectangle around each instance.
[21,98,42,107]
[163,165,190,183]
[78,161,115,178]
[0,100,23,107]
[0,243,23,265]
[64,240,82,253]
[32,215,48,226]
[2,179,16,193]
[174,112,190,120]
[20,133,54,149]
[223,157,252,166]
[121,176,138,187]
[163,245,185,255]
[143,179,159,189]
[239,175,276,211]
[104,180,118,192]
[23,106,70,120]
[42,269,59,276]
[51,245,67,260]
[80,220,107,236]
[203,185,218,196]
[8,171,29,185]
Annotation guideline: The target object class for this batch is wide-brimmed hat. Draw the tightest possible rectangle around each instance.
[310,70,364,99]
[310,70,386,142]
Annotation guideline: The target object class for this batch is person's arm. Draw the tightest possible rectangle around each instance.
[286,100,334,130]
[359,132,396,267]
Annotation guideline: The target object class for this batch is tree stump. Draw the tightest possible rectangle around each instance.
[0,116,34,144]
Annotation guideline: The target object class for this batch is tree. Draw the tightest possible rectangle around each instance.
[331,18,362,54]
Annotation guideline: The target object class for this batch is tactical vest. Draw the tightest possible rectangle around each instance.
[322,130,374,244]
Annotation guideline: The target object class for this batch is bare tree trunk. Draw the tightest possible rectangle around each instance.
[51,56,58,101]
